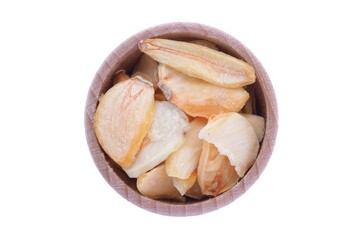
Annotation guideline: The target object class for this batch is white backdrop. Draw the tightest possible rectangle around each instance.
[1,0,359,239]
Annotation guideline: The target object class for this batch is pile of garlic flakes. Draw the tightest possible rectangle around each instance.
[94,38,265,201]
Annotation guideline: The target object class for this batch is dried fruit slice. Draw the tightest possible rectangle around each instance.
[137,164,185,202]
[124,101,190,178]
[173,171,197,196]
[94,77,154,168]
[198,141,240,196]
[165,117,207,179]
[112,69,129,85]
[131,54,159,88]
[241,113,265,142]
[139,38,256,88]
[190,39,218,50]
[198,112,259,177]
[158,64,249,118]
[185,179,204,200]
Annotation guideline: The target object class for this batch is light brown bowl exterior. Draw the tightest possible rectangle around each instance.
[84,22,278,216]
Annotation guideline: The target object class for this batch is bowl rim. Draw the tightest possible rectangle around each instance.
[84,22,278,216]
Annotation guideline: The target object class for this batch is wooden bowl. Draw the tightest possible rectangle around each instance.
[84,22,278,216]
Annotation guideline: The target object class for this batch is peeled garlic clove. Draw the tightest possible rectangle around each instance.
[94,77,154,168]
[185,179,204,200]
[165,117,207,179]
[158,64,249,118]
[190,39,218,50]
[173,171,197,196]
[241,113,265,142]
[123,101,190,178]
[112,70,129,85]
[198,141,240,196]
[137,164,185,202]
[198,112,259,177]
[139,38,255,88]
[131,54,159,88]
